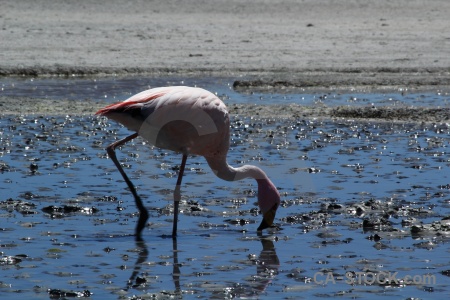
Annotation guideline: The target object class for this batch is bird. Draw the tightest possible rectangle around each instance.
[95,86,280,238]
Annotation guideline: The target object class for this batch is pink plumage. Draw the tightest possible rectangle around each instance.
[96,86,280,237]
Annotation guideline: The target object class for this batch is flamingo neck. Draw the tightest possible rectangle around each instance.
[206,155,280,216]
[205,156,268,182]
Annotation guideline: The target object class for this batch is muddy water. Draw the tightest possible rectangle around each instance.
[1,76,449,107]
[1,78,450,299]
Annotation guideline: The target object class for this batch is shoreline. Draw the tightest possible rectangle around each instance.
[2,1,449,84]
[2,95,449,124]
[2,67,449,90]
[1,0,450,120]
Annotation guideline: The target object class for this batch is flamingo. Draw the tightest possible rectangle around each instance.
[95,86,280,238]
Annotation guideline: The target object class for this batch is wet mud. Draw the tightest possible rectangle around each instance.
[1,88,450,298]
[1,76,450,124]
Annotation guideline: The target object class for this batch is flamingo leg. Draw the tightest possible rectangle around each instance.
[172,154,188,238]
[106,133,149,238]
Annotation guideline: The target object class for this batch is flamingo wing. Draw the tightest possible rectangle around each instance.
[95,86,230,156]
[95,86,174,115]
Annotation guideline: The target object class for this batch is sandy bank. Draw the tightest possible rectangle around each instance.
[1,0,449,89]
[1,0,450,120]
[1,96,449,124]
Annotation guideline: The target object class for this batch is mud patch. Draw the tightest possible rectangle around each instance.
[0,111,450,298]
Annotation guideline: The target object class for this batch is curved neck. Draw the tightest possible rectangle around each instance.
[205,156,268,182]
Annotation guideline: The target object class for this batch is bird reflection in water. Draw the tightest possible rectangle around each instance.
[252,236,280,295]
[124,237,149,291]
[125,235,279,297]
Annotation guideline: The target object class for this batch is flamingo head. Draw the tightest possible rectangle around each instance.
[256,178,281,231]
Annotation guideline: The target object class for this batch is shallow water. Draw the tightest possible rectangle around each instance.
[1,78,450,299]
[1,76,449,107]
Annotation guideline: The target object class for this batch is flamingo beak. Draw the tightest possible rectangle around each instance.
[257,203,278,231]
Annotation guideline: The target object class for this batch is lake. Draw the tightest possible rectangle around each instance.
[0,76,449,299]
